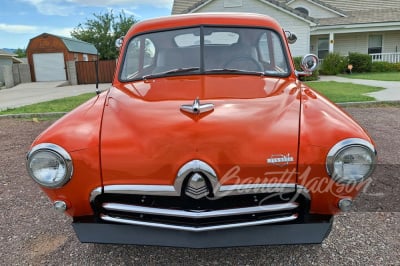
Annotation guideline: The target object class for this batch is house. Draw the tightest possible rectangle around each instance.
[26,33,98,82]
[0,49,24,88]
[172,0,400,62]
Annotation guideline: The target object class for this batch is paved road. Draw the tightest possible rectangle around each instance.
[0,82,110,111]
[319,75,400,101]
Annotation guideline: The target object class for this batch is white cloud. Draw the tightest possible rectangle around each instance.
[19,0,173,16]
[48,27,74,37]
[66,0,173,9]
[0,23,39,34]
[0,22,74,38]
[20,0,76,16]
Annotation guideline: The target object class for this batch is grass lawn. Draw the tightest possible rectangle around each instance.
[338,72,400,81]
[306,81,384,103]
[0,93,96,115]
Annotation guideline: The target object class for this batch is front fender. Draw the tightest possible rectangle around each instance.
[29,90,109,217]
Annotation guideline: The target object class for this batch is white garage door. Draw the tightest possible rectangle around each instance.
[33,53,66,81]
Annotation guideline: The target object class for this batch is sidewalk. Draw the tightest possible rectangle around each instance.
[318,76,400,101]
[0,82,111,111]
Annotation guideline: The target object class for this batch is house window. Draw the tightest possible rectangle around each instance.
[368,35,382,54]
[295,7,309,16]
[224,0,242,7]
[83,54,88,61]
[318,38,329,59]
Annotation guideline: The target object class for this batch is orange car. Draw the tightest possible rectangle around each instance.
[26,13,376,247]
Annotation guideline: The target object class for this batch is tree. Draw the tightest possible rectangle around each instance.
[71,10,137,60]
[14,48,26,58]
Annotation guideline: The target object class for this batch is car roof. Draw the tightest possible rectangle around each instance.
[125,12,283,37]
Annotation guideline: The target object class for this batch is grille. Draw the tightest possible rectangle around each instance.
[92,192,309,232]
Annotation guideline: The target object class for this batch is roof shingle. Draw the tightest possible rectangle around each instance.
[172,0,400,26]
[317,8,400,26]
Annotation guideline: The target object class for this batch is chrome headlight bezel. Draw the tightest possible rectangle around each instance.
[26,143,73,188]
[326,138,376,184]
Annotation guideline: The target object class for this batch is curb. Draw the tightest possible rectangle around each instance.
[336,100,400,107]
[0,112,67,119]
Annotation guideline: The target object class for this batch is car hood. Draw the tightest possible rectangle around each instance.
[100,75,301,187]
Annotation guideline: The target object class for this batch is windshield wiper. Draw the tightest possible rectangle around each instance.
[205,68,265,76]
[143,67,200,80]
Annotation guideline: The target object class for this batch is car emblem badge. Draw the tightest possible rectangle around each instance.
[180,97,214,115]
[267,153,295,166]
[185,173,209,199]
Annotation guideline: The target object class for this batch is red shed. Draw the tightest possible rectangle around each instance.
[26,33,98,82]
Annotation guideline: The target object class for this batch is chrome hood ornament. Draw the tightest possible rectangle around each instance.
[185,173,209,199]
[180,97,214,115]
[176,159,218,199]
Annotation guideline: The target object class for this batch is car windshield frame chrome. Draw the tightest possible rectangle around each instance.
[118,25,292,82]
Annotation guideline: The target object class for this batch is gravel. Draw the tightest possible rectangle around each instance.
[0,107,399,265]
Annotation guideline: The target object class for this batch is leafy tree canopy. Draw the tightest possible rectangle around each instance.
[71,10,137,60]
[14,48,26,58]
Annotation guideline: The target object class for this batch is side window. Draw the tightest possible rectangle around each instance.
[144,39,155,67]
[122,37,156,80]
[123,38,140,78]
[258,32,288,73]
[258,33,271,64]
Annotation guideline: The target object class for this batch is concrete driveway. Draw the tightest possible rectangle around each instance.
[318,76,400,101]
[0,82,110,111]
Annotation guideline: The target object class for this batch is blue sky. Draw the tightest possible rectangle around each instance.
[0,0,173,49]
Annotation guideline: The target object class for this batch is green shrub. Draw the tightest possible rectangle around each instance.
[348,52,372,73]
[320,53,348,75]
[371,61,398,72]
[393,63,400,72]
[293,56,319,81]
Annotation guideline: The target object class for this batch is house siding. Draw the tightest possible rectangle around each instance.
[311,33,368,55]
[333,33,368,55]
[383,31,400,53]
[193,0,311,56]
[288,0,341,19]
[311,31,400,56]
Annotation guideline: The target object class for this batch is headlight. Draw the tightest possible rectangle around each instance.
[326,138,376,184]
[26,143,73,188]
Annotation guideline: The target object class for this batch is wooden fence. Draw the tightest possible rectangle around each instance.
[75,60,116,84]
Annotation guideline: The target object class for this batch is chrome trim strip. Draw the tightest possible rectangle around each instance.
[100,214,298,232]
[90,187,103,203]
[103,185,178,196]
[102,202,299,219]
[90,184,311,200]
[218,183,296,194]
[296,186,311,201]
[216,184,311,200]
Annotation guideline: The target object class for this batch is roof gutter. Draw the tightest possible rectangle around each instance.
[311,21,400,35]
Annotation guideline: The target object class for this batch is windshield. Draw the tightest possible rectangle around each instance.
[119,26,290,81]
